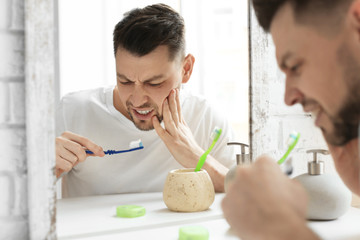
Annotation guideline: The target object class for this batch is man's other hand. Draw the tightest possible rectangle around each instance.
[55,131,105,178]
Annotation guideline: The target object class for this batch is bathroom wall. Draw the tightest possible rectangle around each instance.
[249,7,336,176]
[0,0,56,239]
[0,0,28,238]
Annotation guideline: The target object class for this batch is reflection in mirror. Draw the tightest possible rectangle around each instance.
[58,0,248,142]
[56,0,248,236]
[56,0,249,231]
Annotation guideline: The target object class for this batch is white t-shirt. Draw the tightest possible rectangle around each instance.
[56,86,237,198]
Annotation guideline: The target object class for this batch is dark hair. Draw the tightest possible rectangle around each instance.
[252,0,353,32]
[113,4,185,60]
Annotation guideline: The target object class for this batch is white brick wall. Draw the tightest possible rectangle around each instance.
[0,32,25,78]
[0,0,9,30]
[0,0,29,239]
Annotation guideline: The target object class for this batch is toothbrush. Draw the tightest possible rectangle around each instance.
[277,131,300,175]
[58,139,144,179]
[195,127,222,172]
[85,139,144,155]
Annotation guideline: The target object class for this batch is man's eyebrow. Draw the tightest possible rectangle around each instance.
[117,73,131,81]
[116,73,164,82]
[279,52,294,69]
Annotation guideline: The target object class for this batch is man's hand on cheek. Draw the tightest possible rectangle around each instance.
[152,88,204,168]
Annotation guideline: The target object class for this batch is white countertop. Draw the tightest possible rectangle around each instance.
[57,192,360,240]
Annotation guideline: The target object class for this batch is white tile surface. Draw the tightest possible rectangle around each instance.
[57,192,360,240]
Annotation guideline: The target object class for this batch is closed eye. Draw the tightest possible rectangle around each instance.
[290,64,300,73]
[288,62,303,76]
[119,81,133,85]
[147,82,162,87]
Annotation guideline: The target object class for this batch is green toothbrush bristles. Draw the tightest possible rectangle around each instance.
[211,127,222,141]
[195,127,222,172]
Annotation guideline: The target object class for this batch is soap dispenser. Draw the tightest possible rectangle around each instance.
[224,142,249,192]
[294,149,351,220]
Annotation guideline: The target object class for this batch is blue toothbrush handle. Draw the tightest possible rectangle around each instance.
[85,146,144,155]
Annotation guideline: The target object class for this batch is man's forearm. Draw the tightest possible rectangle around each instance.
[202,155,228,192]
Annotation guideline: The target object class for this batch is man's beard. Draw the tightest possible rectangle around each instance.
[126,101,163,131]
[326,97,360,146]
[325,43,360,146]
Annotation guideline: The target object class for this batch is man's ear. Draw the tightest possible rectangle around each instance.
[348,0,360,40]
[181,54,195,84]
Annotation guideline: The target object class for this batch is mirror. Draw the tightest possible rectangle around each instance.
[56,0,249,235]
[57,0,249,143]
[2,0,249,237]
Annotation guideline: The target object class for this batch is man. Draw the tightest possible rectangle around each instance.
[55,4,236,197]
[222,0,360,239]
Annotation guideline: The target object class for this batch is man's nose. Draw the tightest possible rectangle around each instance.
[130,84,148,107]
[284,80,304,106]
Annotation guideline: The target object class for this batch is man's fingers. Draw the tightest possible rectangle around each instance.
[56,136,87,162]
[152,115,168,140]
[55,131,105,178]
[168,89,180,124]
[162,99,177,133]
[56,155,75,172]
[175,88,183,121]
[62,139,87,162]
[61,131,104,156]
[59,143,80,163]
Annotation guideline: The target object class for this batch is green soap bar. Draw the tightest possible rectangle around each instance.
[179,226,209,240]
[116,205,146,218]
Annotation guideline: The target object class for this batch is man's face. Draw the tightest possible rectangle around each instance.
[113,46,184,131]
[270,3,360,146]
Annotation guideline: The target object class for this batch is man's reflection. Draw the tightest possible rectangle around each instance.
[55,3,236,197]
